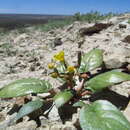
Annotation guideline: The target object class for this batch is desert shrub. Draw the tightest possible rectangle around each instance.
[35,18,74,32]
[0,28,10,36]
[0,43,17,56]
[35,12,117,32]
[73,11,117,23]
[17,27,29,34]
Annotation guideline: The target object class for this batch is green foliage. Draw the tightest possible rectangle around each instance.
[56,62,67,74]
[79,100,130,130]
[73,101,87,107]
[34,12,117,32]
[73,11,117,23]
[0,43,17,56]
[0,78,52,98]
[0,43,12,50]
[85,71,130,93]
[16,100,43,121]
[17,27,28,34]
[128,19,130,24]
[0,28,10,36]
[78,49,103,73]
[36,18,74,32]
[54,90,73,108]
[73,12,81,21]
[0,48,130,128]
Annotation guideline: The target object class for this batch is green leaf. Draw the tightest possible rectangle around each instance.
[73,101,87,107]
[0,78,52,98]
[56,62,67,83]
[79,49,103,73]
[79,100,130,130]
[56,62,66,74]
[85,71,130,93]
[57,78,66,84]
[16,100,43,121]
[54,90,73,108]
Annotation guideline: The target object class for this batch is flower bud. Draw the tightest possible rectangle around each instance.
[50,72,58,78]
[48,63,55,69]
[67,66,75,73]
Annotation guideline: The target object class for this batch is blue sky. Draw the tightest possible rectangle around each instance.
[0,0,130,14]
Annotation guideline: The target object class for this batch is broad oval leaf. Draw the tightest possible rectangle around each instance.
[85,71,130,93]
[0,78,52,98]
[79,49,103,73]
[79,100,130,130]
[54,90,73,108]
[16,100,43,121]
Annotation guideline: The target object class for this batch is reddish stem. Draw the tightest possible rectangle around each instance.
[80,90,92,96]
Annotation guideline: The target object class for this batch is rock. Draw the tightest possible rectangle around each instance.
[39,116,49,129]
[72,113,79,125]
[0,113,6,122]
[0,113,17,129]
[38,121,62,130]
[104,47,130,69]
[37,125,50,130]
[123,35,130,43]
[50,124,63,130]
[119,20,129,29]
[0,65,11,74]
[50,123,76,130]
[127,64,130,71]
[72,109,81,129]
[37,93,51,98]
[110,81,130,97]
[29,64,35,71]
[6,120,37,130]
[54,38,63,47]
[48,105,61,121]
[64,121,77,130]
[119,24,127,29]
[13,33,29,43]
[124,102,130,122]
[62,125,76,130]
[49,31,55,34]
[104,58,125,69]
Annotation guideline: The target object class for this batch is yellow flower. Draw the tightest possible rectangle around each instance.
[48,63,55,69]
[53,51,65,62]
[50,72,58,78]
[67,66,75,73]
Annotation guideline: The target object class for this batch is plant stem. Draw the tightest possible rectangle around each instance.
[74,79,85,92]
[78,51,82,67]
[49,88,60,96]
[80,90,92,96]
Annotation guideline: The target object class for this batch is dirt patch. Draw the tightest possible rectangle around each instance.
[123,35,130,43]
[79,23,113,36]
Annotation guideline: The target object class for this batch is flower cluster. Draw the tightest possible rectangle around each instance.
[48,51,76,79]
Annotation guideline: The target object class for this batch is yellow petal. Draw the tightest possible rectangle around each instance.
[67,66,75,73]
[53,51,65,62]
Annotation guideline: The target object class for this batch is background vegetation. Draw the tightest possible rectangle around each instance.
[35,11,118,32]
[0,11,120,33]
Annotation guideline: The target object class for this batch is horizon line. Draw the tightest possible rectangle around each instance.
[0,11,129,16]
